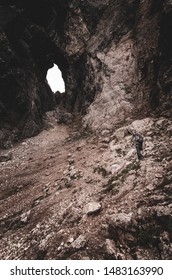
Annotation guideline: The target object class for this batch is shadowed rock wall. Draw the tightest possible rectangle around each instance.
[0,0,172,146]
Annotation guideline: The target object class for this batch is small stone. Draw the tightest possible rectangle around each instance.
[125,149,135,160]
[110,143,122,152]
[111,163,125,173]
[155,174,163,178]
[156,119,166,126]
[20,210,31,223]
[69,168,78,179]
[99,147,105,152]
[72,235,86,249]
[63,170,69,176]
[65,179,72,188]
[101,144,109,149]
[0,152,13,162]
[22,142,27,146]
[67,153,72,158]
[147,131,153,136]
[101,130,110,136]
[68,237,74,244]
[17,185,23,191]
[21,216,28,223]
[109,212,133,227]
[105,239,117,256]
[83,202,101,214]
[68,158,75,165]
[43,186,49,193]
[102,137,110,143]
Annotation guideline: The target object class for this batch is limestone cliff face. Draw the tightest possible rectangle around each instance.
[0,0,172,141]
[0,1,172,261]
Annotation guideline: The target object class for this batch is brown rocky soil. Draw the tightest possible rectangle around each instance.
[0,113,171,260]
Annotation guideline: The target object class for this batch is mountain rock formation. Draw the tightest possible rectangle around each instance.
[0,0,171,259]
[0,0,172,146]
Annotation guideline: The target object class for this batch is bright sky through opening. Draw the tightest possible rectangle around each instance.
[46,64,65,93]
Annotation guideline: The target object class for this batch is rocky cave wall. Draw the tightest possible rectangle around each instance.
[0,0,172,147]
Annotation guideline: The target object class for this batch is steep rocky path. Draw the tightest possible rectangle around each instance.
[0,115,171,259]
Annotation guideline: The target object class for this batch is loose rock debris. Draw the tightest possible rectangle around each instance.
[0,117,172,259]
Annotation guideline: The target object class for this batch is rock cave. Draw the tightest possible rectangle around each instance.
[0,0,171,260]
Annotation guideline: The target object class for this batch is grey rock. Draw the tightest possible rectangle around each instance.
[101,130,110,136]
[105,239,117,257]
[20,210,31,224]
[100,144,109,149]
[72,235,86,249]
[0,152,12,162]
[83,202,101,214]
[102,137,110,144]
[68,158,75,165]
[109,212,133,228]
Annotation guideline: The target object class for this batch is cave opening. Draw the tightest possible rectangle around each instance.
[46,64,65,93]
